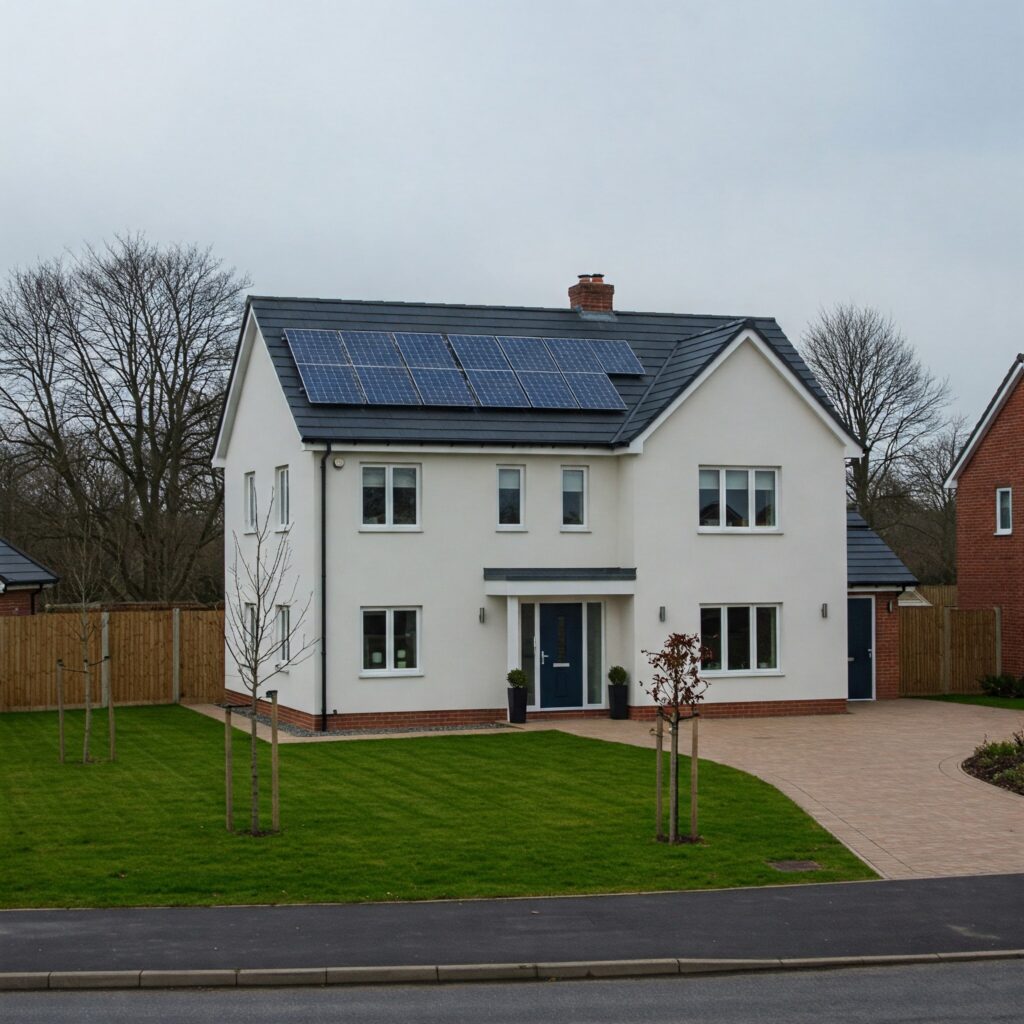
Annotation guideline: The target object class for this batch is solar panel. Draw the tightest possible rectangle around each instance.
[448,334,508,370]
[465,369,531,407]
[411,368,476,406]
[298,363,366,404]
[563,372,626,410]
[589,339,646,375]
[355,366,421,405]
[544,338,604,373]
[284,328,347,364]
[341,331,404,367]
[516,371,578,409]
[498,337,556,372]
[394,333,457,369]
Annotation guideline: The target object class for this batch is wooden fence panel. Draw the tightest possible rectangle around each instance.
[0,608,223,711]
[950,610,996,692]
[900,605,994,696]
[179,610,225,704]
[917,584,958,608]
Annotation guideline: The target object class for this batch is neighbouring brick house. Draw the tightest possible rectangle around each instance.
[846,510,917,700]
[946,354,1024,674]
[0,538,59,615]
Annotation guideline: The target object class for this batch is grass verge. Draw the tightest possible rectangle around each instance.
[0,706,873,907]
[915,694,1024,711]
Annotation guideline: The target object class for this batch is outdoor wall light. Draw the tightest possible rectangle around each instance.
[479,607,486,624]
[658,606,666,622]
[332,456,345,469]
[821,603,828,619]
[887,600,894,613]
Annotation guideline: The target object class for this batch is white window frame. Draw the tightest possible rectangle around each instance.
[359,606,423,677]
[560,466,589,532]
[275,604,291,666]
[243,472,257,532]
[699,603,782,676]
[244,602,257,644]
[496,465,526,531]
[698,466,780,533]
[360,464,421,531]
[996,487,1012,535]
[275,465,290,531]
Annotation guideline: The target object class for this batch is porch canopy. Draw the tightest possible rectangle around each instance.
[483,567,636,596]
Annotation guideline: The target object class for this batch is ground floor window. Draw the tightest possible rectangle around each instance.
[700,604,779,673]
[361,607,421,674]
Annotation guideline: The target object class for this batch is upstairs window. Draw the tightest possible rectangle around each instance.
[244,472,257,531]
[562,467,588,529]
[362,465,420,528]
[996,487,1012,535]
[275,465,290,529]
[497,466,524,528]
[699,467,777,530]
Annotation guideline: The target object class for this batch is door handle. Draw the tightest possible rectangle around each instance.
[847,657,854,662]
[540,651,549,665]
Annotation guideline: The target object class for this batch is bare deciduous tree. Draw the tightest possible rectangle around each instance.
[801,304,949,529]
[224,493,316,835]
[0,235,248,602]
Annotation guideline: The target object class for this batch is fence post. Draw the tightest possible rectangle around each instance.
[172,607,181,704]
[941,606,952,694]
[101,612,110,708]
[994,606,1002,677]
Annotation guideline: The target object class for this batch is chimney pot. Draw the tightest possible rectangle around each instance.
[569,272,614,312]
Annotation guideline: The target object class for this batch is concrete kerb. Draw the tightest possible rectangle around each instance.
[3,951,1024,991]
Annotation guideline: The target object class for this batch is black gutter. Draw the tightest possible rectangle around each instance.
[320,442,332,732]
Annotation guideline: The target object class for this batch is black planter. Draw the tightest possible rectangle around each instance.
[507,686,528,723]
[608,684,629,720]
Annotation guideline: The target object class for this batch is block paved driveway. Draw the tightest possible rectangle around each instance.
[529,700,1024,880]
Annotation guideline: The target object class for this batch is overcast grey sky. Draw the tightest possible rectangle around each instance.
[2,0,1021,422]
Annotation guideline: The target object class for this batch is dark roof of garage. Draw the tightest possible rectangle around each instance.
[0,538,59,587]
[242,295,846,448]
[847,510,917,587]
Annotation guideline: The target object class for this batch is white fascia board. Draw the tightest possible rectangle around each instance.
[625,329,863,457]
[484,579,635,597]
[211,308,259,468]
[302,442,629,458]
[944,359,1024,489]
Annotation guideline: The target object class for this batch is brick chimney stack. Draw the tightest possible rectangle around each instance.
[568,273,614,313]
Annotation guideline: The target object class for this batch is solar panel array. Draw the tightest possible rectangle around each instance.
[283,330,646,410]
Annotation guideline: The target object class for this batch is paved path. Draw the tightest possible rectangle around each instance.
[531,701,1024,879]
[1,875,1023,973]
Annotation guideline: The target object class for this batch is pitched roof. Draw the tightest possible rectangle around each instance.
[945,354,1024,487]
[846,510,917,587]
[0,538,59,587]
[241,296,847,448]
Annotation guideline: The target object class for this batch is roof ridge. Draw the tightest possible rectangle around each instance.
[248,294,778,324]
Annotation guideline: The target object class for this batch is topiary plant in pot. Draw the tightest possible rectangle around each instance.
[506,668,528,724]
[607,665,629,720]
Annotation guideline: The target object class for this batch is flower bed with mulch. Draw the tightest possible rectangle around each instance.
[963,729,1024,796]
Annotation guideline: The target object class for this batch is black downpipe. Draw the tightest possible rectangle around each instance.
[320,442,332,732]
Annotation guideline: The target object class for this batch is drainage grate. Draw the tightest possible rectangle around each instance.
[768,860,821,872]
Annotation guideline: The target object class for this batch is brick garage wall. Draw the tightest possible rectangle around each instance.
[0,590,37,616]
[956,374,1024,674]
[873,594,901,699]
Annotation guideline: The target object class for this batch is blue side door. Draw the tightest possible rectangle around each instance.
[539,603,584,708]
[847,597,873,700]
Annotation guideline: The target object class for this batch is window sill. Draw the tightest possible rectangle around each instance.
[242,529,257,536]
[359,670,424,679]
[697,527,783,535]
[560,526,591,533]
[702,670,785,678]
[994,530,1012,536]
[273,662,290,674]
[359,526,423,533]
[496,526,527,533]
[274,524,292,534]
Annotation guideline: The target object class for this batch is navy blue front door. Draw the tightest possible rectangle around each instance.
[539,603,583,708]
[847,597,873,700]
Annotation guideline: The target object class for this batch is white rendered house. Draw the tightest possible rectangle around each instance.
[213,274,867,729]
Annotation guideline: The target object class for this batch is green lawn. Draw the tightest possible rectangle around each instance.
[915,694,1024,711]
[0,706,873,908]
